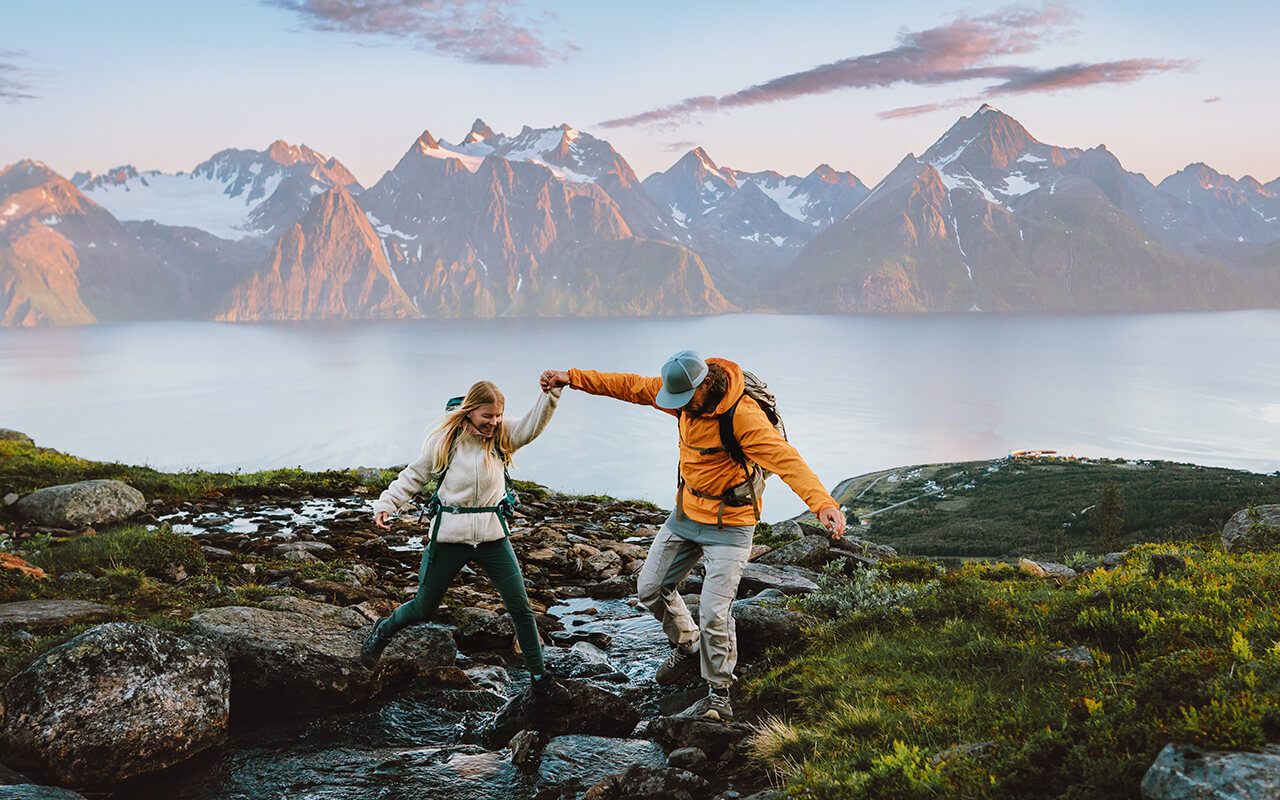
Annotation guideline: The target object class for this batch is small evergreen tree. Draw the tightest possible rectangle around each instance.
[1094,482,1125,551]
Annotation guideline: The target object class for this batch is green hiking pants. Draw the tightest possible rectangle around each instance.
[382,537,544,674]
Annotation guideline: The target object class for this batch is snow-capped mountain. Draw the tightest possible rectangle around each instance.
[779,105,1273,312]
[4,107,1278,326]
[1157,163,1280,245]
[641,148,868,295]
[354,121,727,317]
[73,141,362,241]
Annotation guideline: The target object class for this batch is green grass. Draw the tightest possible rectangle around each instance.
[21,524,207,580]
[745,545,1280,799]
[0,440,399,502]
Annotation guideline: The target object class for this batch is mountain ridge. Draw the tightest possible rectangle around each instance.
[3,106,1278,325]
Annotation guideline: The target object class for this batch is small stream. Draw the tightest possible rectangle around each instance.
[108,597,674,800]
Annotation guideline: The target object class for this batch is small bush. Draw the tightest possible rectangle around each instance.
[796,565,936,621]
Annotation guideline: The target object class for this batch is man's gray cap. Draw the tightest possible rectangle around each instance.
[655,350,708,410]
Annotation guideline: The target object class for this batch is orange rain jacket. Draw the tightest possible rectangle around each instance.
[567,357,839,528]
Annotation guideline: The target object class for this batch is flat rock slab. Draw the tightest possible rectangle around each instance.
[738,563,821,595]
[0,600,121,630]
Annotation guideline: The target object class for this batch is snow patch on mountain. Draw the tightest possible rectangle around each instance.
[82,170,283,240]
[747,179,810,222]
[1000,173,1040,197]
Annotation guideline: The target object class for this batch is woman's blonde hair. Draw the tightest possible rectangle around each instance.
[428,380,514,475]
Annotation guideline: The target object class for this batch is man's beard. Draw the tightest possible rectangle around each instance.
[685,390,720,416]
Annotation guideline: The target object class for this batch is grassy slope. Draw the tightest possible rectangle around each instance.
[747,543,1280,799]
[839,457,1280,561]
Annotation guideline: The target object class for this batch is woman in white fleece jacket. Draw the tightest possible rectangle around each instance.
[361,379,567,700]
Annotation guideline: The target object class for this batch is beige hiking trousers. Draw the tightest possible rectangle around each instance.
[636,523,752,688]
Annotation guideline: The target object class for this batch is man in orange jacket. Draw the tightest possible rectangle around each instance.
[541,350,846,722]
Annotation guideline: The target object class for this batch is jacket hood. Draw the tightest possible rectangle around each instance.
[707,357,745,416]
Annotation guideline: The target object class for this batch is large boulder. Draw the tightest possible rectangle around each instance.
[1222,505,1280,554]
[679,596,818,662]
[754,535,830,570]
[730,598,818,660]
[187,601,455,713]
[0,623,229,786]
[0,600,120,630]
[13,480,145,529]
[1141,743,1280,799]
[484,678,640,747]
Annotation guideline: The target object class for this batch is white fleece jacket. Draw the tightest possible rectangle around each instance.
[372,387,561,545]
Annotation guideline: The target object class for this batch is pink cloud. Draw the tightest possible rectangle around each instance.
[266,0,572,66]
[602,3,1191,129]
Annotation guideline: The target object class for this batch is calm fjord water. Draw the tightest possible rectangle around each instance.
[2,312,1277,521]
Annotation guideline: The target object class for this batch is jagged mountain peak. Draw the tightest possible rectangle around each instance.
[465,119,498,143]
[266,140,318,166]
[924,106,1038,171]
[414,130,441,152]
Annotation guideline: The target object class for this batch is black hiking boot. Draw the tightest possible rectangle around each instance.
[360,618,393,668]
[530,670,573,704]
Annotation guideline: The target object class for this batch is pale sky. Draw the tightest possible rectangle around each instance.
[3,0,1276,190]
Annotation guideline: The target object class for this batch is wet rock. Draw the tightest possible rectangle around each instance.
[1141,743,1280,799]
[667,746,709,773]
[187,605,455,713]
[465,664,511,692]
[485,678,641,747]
[0,786,89,799]
[737,563,821,596]
[13,480,145,529]
[582,763,711,800]
[583,549,624,580]
[537,735,666,798]
[647,715,752,763]
[550,629,613,649]
[454,612,561,653]
[588,575,637,598]
[509,729,542,766]
[753,535,829,570]
[0,600,120,630]
[0,623,229,786]
[1222,505,1280,553]
[417,666,476,689]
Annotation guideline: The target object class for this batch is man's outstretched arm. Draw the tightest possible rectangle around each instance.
[541,368,672,413]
